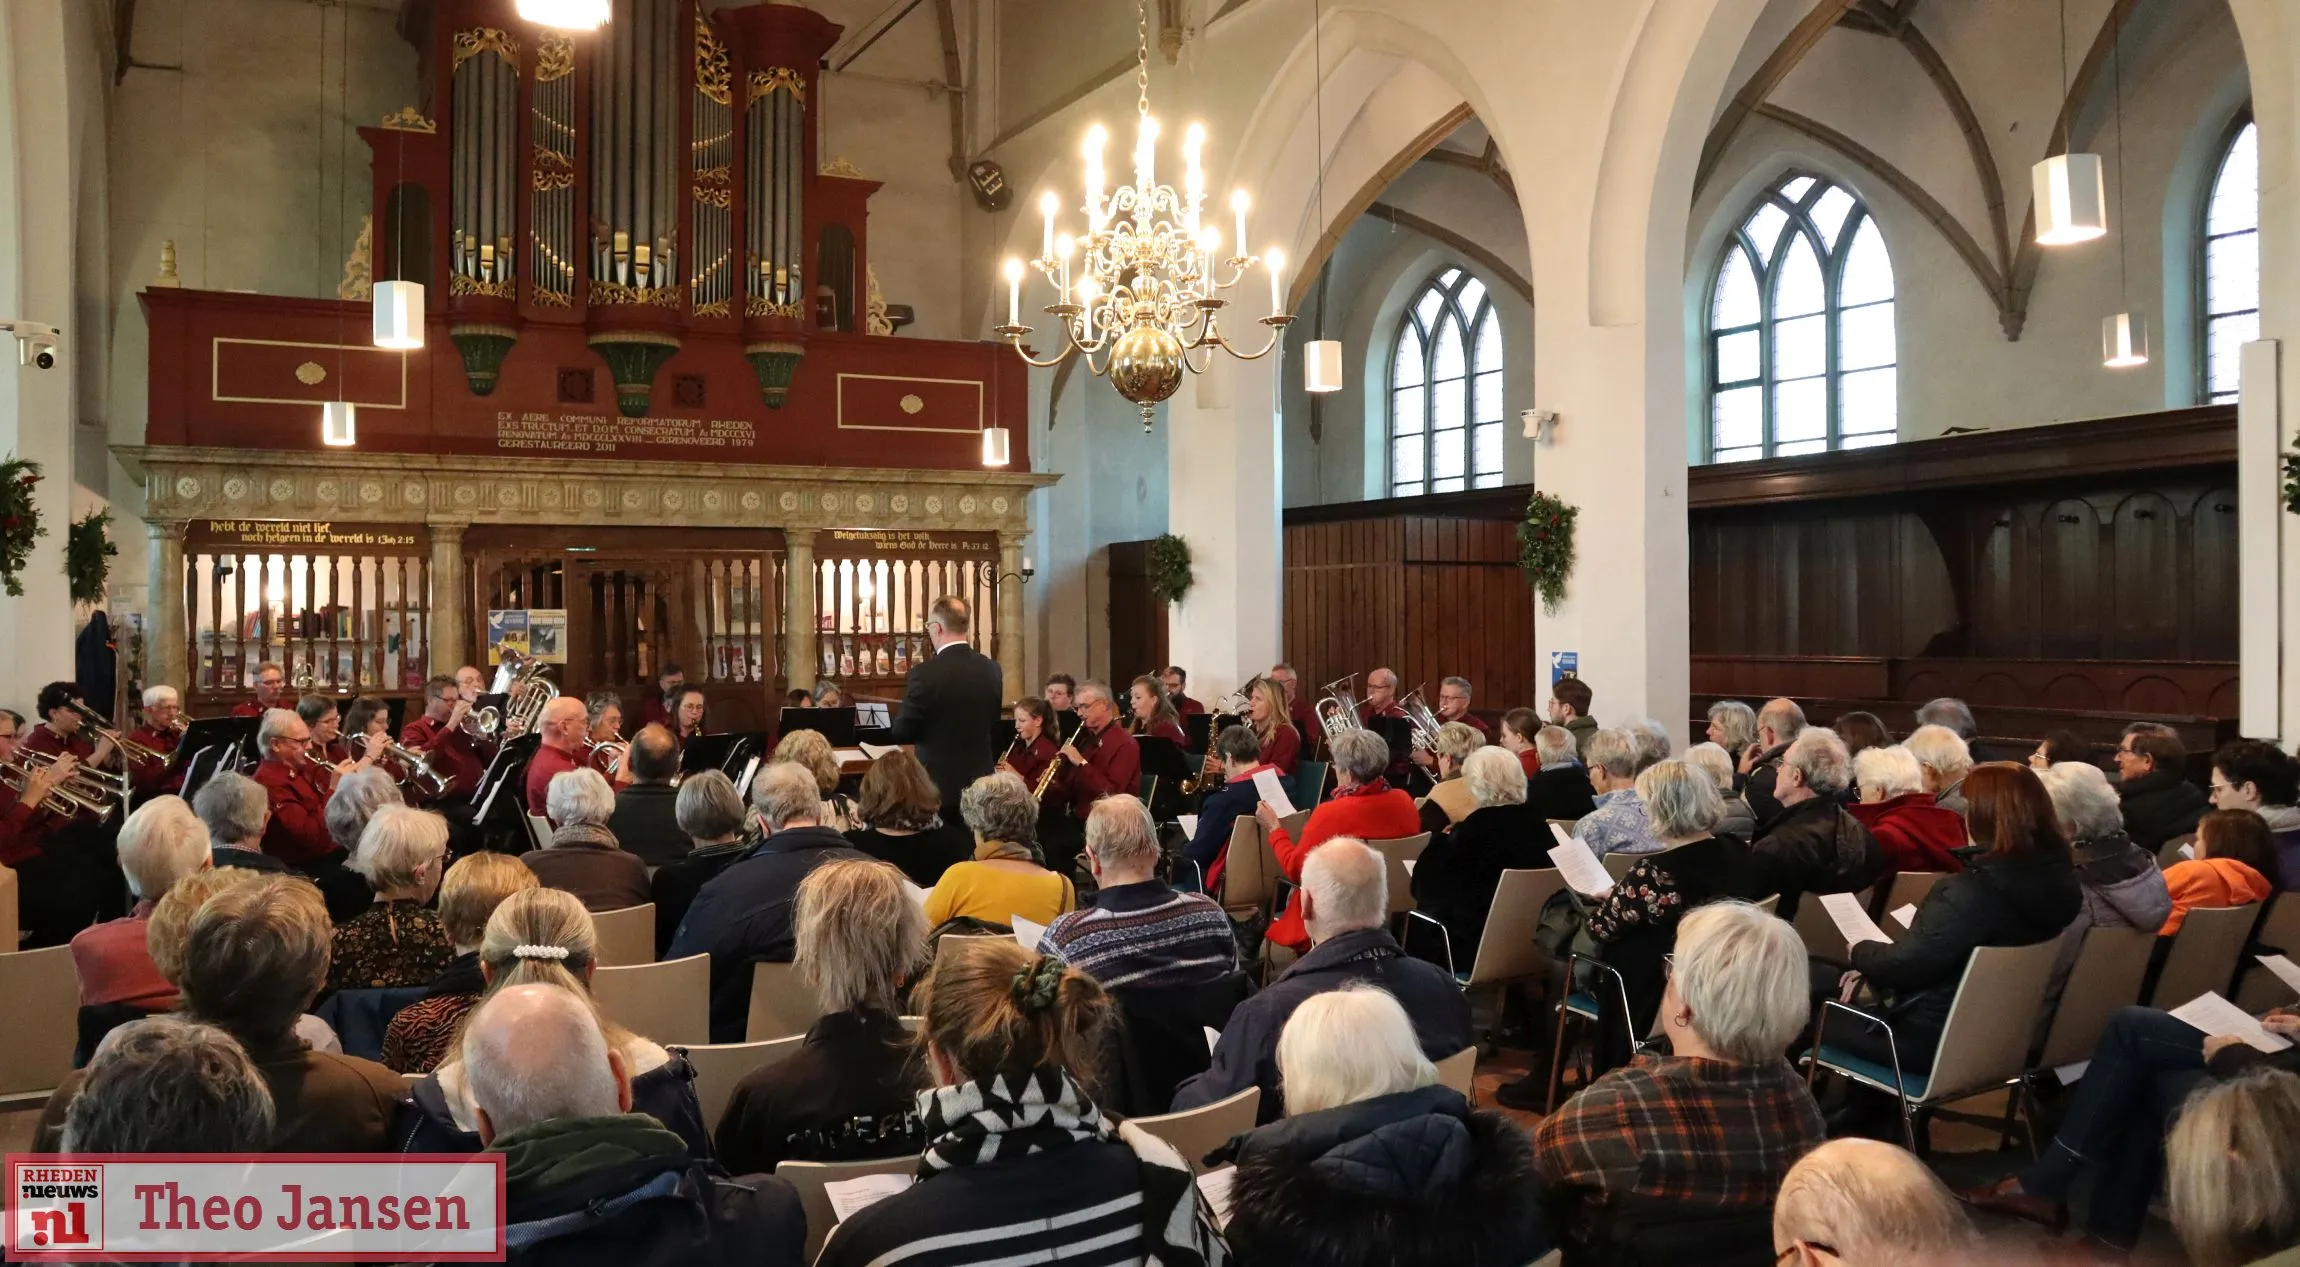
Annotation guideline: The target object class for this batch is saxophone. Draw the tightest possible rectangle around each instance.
[1037,725,1099,802]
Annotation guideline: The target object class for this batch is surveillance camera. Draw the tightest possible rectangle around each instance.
[0,320,61,369]
[30,340,56,371]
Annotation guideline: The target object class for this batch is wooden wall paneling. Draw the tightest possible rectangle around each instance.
[2108,492,2182,661]
[2036,497,2100,660]
[2192,485,2239,660]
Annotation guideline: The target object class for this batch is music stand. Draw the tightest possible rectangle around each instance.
[1365,715,1415,763]
[777,707,858,746]
[1135,736,1193,823]
[177,744,228,802]
[176,717,259,800]
[682,732,764,777]
[473,732,541,829]
[855,701,892,728]
[1184,714,1214,753]
[1054,709,1083,743]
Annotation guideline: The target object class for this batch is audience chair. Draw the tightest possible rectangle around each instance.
[1879,871,1947,915]
[929,933,1003,981]
[590,953,711,1047]
[1434,1046,1478,1100]
[1364,833,1431,918]
[1547,953,1637,1112]
[1792,886,1876,966]
[2157,833,2199,869]
[1217,815,1274,918]
[681,1035,804,1136]
[1277,808,1312,843]
[1601,851,1639,885]
[2237,894,2300,1011]
[1406,867,1565,984]
[1805,939,2062,1155]
[524,813,553,852]
[0,944,77,1098]
[2149,901,2263,1010]
[1293,759,1330,807]
[2021,925,2157,1135]
[1124,1085,1258,1173]
[778,1156,923,1261]
[590,902,656,968]
[744,960,824,1043]
[0,865,19,952]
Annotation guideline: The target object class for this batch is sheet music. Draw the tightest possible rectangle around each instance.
[2257,954,2300,996]
[1545,828,1613,897]
[1251,769,1297,818]
[859,742,902,760]
[823,1173,914,1222]
[2179,842,2197,861]
[1401,858,1417,876]
[831,747,867,765]
[734,755,761,800]
[1012,914,1049,951]
[1196,1166,1236,1229]
[1178,814,1200,837]
[2168,991,2291,1052]
[1890,904,1919,929]
[1820,892,1893,947]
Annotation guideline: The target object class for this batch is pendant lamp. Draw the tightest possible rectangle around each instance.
[373,279,425,350]
[2034,0,2106,245]
[981,426,1013,467]
[516,0,609,31]
[321,400,358,447]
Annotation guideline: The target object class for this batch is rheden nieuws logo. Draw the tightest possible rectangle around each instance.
[6,1155,503,1261]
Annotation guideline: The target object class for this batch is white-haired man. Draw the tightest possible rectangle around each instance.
[1749,727,1884,918]
[669,762,867,1042]
[252,707,336,869]
[71,795,210,1009]
[1740,697,1809,822]
[1171,837,1469,1123]
[1039,794,1236,989]
[462,984,806,1265]
[127,684,186,800]
[1774,1138,1979,1267]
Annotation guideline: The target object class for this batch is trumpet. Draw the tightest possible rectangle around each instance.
[3,749,123,820]
[351,733,457,798]
[66,701,167,767]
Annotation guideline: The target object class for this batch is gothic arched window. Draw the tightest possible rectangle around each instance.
[1390,268,1503,497]
[2202,118,2259,404]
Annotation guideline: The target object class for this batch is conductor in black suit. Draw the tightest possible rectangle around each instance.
[888,595,1005,813]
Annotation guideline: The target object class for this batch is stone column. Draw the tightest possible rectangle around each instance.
[145,519,189,693]
[428,522,469,676]
[786,529,818,691]
[996,531,1028,702]
[1164,354,1282,703]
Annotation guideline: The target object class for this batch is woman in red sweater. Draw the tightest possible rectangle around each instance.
[1847,745,1969,874]
[1256,729,1420,952]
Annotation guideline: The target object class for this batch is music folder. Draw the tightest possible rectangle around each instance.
[778,707,859,746]
[1364,715,1415,760]
[1184,714,1214,753]
[474,732,542,826]
[682,732,765,777]
[179,716,258,767]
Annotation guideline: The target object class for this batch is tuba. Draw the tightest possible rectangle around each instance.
[477,652,558,737]
[1399,685,1445,754]
[1313,674,1368,740]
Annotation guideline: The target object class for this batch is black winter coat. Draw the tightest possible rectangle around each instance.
[1221,1085,1549,1267]
[1750,797,1884,919]
[1847,850,2083,1067]
[2116,768,2210,853]
[1412,801,1549,962]
[502,1153,804,1267]
[1526,764,1598,823]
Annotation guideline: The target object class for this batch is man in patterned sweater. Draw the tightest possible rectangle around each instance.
[1034,795,1235,989]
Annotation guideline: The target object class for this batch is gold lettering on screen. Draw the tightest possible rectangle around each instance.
[493,410,758,453]
[826,529,996,557]
[196,520,423,549]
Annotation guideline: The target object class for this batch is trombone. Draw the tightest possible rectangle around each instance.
[3,749,123,820]
[65,701,168,767]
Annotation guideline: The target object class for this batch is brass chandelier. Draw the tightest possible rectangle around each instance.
[996,0,1294,431]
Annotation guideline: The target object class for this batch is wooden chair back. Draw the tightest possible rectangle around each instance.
[1880,871,1948,913]
[1792,886,1875,965]
[590,902,656,967]
[1602,851,1640,884]
[0,945,76,1096]
[745,960,824,1043]
[1219,815,1273,915]
[1365,833,1432,916]
[1464,868,1567,986]
[2039,926,2156,1070]
[1922,940,2063,1105]
[2151,902,2263,1011]
[683,1036,804,1136]
[1434,1046,1478,1100]
[2238,895,2300,1011]
[590,953,711,1046]
[777,1156,920,1261]
[1124,1086,1258,1173]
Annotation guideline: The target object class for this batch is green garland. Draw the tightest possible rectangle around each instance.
[1148,532,1195,605]
[68,508,117,605]
[0,456,45,599]
[2284,440,2300,515]
[1517,490,1579,615]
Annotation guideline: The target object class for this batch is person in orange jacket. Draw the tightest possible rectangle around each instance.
[2160,809,2279,936]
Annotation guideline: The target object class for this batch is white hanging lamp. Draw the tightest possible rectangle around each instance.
[516,0,609,31]
[373,279,425,350]
[2098,7,2147,368]
[321,400,358,447]
[1305,338,1343,393]
[1302,0,1343,394]
[2034,0,2106,246]
[981,426,1012,467]
[2102,312,2149,368]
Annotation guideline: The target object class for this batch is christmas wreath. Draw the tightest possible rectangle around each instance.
[68,508,117,605]
[1517,490,1579,615]
[1148,533,1195,605]
[0,456,45,599]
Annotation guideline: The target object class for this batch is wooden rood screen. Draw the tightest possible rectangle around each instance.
[184,520,433,711]
[814,530,1005,697]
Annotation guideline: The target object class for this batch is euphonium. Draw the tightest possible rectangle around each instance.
[1313,674,1368,740]
[1400,686,1445,753]
[477,653,558,736]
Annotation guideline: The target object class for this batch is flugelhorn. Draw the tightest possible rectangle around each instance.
[353,733,456,798]
[3,749,122,820]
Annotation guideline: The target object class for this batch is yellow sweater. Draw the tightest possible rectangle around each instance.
[923,861,1077,929]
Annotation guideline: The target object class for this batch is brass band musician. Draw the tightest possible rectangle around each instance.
[126,685,186,800]
[1360,668,1408,721]
[583,692,627,780]
[399,675,491,796]
[1126,675,1187,744]
[251,707,338,870]
[0,707,111,947]
[997,698,1061,793]
[1160,666,1206,717]
[230,662,287,718]
[25,683,118,768]
[524,696,590,816]
[1266,662,1322,752]
[1244,677,1301,777]
[637,664,685,730]
[668,685,709,746]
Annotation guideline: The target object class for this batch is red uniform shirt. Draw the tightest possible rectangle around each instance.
[1258,723,1301,776]
[1289,698,1323,750]
[1448,712,1493,740]
[22,724,94,761]
[1135,719,1188,745]
[1066,723,1142,819]
[399,714,490,799]
[231,701,267,718]
[126,726,183,800]
[0,781,61,867]
[639,698,672,729]
[1176,696,1207,717]
[1003,735,1060,794]
[253,757,337,868]
[524,741,582,817]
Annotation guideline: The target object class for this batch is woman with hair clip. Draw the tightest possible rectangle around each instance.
[814,938,1225,1267]
[394,886,709,1157]
[1126,676,1187,745]
[1246,676,1301,779]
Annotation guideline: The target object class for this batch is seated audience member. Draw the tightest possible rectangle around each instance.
[2036,761,2171,999]
[1904,724,1974,818]
[2211,738,2300,886]
[1534,901,1824,1251]
[382,851,539,1073]
[196,770,285,873]
[669,762,866,1043]
[715,859,930,1175]
[604,724,689,868]
[2167,1070,2300,1267]
[2030,729,2091,770]
[1622,716,1672,772]
[61,1016,275,1154]
[844,749,972,887]
[2114,721,2210,852]
[1575,760,1768,1076]
[1174,838,1469,1122]
[316,766,406,922]
[39,875,405,1152]
[1749,727,1884,918]
[1574,728,1666,857]
[1831,764,2078,1089]
[524,768,650,912]
[1686,741,1756,840]
[1914,696,1978,741]
[1184,724,1273,891]
[1705,700,1758,766]
[649,771,753,956]
[1263,729,1421,954]
[1414,721,1486,834]
[924,771,1076,931]
[1845,745,1967,874]
[1222,987,1548,1267]
[769,727,858,832]
[1526,724,1598,822]
[73,795,208,1009]
[1968,1003,2300,1256]
[144,868,339,1056]
[1772,1138,1979,1267]
[815,939,1224,1267]
[1741,697,1808,821]
[1550,675,1599,756]
[1833,711,1891,764]
[401,887,709,1155]
[1498,707,1544,777]
[330,805,454,991]
[1412,747,1549,965]
[461,983,804,1267]
[1040,795,1235,988]
[2160,808,2278,935]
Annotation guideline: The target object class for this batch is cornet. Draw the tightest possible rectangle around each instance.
[3,749,122,820]
[66,701,167,767]
[586,729,630,777]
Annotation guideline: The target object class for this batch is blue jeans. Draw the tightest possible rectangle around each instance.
[2019,1006,2209,1249]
